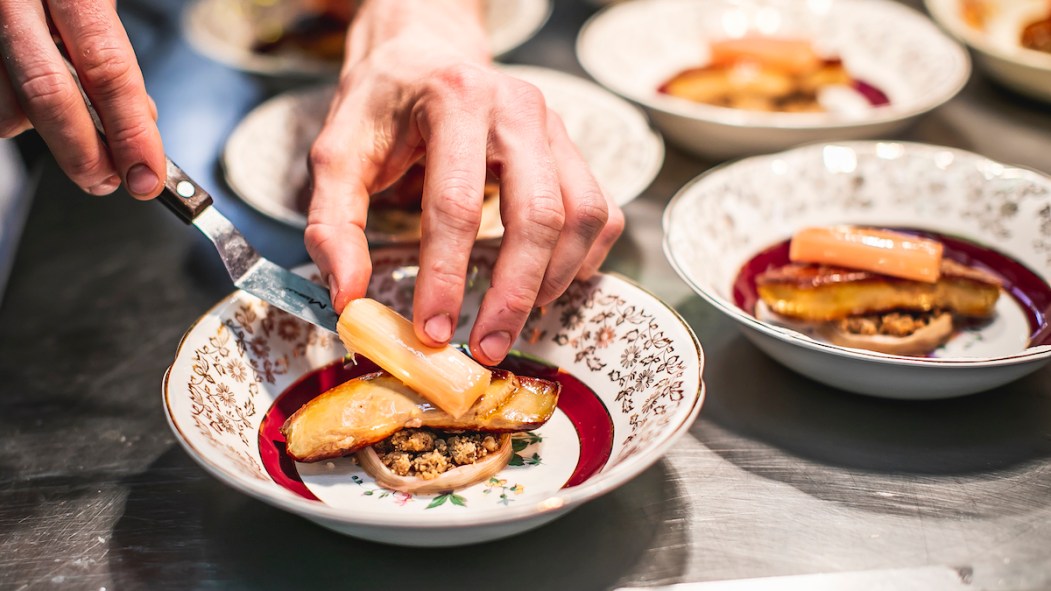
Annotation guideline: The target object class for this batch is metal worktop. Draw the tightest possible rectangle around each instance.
[2,1,1050,589]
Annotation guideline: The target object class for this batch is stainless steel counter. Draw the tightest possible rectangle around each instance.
[2,1,1050,589]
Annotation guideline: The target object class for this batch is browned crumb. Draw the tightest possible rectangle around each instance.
[375,429,505,480]
[837,311,937,337]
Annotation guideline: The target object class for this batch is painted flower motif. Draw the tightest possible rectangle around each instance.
[277,317,301,341]
[226,360,248,383]
[620,345,641,368]
[512,484,525,495]
[394,492,413,506]
[595,325,616,348]
[561,308,584,331]
[214,383,235,405]
[249,336,270,358]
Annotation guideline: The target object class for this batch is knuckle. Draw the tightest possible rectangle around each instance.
[422,260,465,293]
[65,150,110,180]
[106,120,151,146]
[16,67,78,118]
[566,191,610,238]
[303,222,335,254]
[430,63,488,99]
[308,138,342,174]
[501,285,538,316]
[431,187,483,234]
[511,193,564,245]
[604,204,626,241]
[77,36,135,95]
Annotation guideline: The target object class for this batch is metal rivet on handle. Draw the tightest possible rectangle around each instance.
[176,181,196,199]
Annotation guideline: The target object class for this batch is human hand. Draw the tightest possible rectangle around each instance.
[306,0,624,365]
[0,0,165,198]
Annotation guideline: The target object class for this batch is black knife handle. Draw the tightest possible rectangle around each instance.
[159,160,214,224]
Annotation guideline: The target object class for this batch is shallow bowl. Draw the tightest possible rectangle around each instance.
[164,245,704,546]
[926,0,1051,102]
[577,0,970,160]
[663,141,1051,399]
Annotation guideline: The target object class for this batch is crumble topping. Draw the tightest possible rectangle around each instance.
[837,311,942,337]
[373,429,502,480]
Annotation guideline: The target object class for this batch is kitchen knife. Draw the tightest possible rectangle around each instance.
[63,56,338,333]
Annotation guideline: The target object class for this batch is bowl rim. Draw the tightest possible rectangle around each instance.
[183,0,554,77]
[924,0,1051,72]
[662,139,1051,369]
[162,260,705,529]
[576,0,972,131]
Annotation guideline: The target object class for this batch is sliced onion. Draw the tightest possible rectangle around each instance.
[356,433,513,494]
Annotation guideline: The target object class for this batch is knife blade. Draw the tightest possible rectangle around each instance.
[63,55,338,333]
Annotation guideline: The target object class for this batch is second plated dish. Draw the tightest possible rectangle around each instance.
[663,141,1051,399]
[577,0,970,160]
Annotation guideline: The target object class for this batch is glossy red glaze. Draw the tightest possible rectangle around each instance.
[258,355,614,501]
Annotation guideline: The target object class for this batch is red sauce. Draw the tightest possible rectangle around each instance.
[258,355,614,501]
[732,230,1051,346]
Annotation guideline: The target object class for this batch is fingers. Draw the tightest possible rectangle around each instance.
[0,60,31,138]
[413,71,491,347]
[469,82,564,365]
[305,129,373,313]
[49,0,165,199]
[0,0,120,195]
[534,111,610,306]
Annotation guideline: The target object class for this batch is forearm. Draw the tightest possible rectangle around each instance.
[346,0,489,67]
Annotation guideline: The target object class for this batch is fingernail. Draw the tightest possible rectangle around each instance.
[424,314,452,343]
[87,176,121,196]
[480,331,511,362]
[328,274,340,305]
[126,164,159,196]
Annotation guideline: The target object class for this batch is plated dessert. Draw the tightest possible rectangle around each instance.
[659,37,888,114]
[578,0,969,159]
[164,246,704,545]
[663,141,1051,399]
[739,226,1005,357]
[280,298,561,494]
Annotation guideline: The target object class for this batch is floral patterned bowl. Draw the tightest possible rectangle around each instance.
[163,245,704,546]
[184,0,552,77]
[663,141,1051,399]
[577,0,970,160]
[926,0,1051,102]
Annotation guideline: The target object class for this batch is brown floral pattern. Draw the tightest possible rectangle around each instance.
[185,298,337,481]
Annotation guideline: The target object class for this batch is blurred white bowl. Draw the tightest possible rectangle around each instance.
[185,0,552,77]
[663,141,1051,399]
[577,0,970,160]
[926,0,1051,102]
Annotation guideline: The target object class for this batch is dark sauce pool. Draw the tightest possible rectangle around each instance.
[732,230,1051,347]
[259,355,614,501]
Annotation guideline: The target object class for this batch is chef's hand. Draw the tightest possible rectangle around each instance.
[0,0,165,198]
[307,0,624,365]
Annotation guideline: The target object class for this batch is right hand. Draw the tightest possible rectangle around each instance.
[0,0,165,198]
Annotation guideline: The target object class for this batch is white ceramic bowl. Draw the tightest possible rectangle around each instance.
[577,0,971,160]
[663,141,1051,399]
[222,65,664,235]
[164,245,704,546]
[184,0,552,76]
[926,0,1051,102]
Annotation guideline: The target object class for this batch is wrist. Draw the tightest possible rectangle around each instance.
[348,0,489,65]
